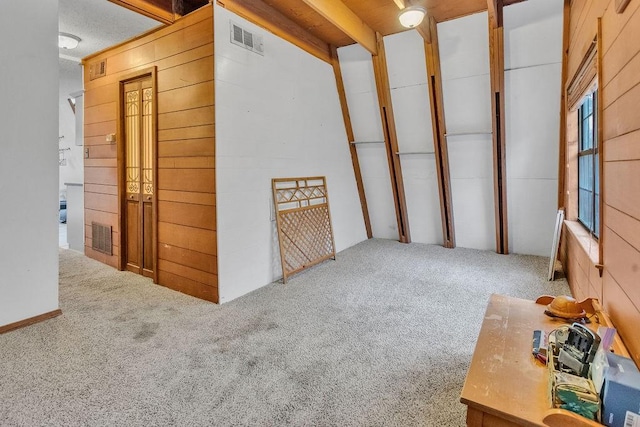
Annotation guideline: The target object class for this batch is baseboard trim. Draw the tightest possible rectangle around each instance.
[0,309,63,334]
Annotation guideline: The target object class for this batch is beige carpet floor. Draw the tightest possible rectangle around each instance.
[0,238,569,426]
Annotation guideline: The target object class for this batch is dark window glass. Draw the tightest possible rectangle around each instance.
[578,92,599,237]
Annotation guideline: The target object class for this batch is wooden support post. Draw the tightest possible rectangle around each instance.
[371,33,411,244]
[488,0,509,254]
[424,17,455,248]
[557,0,570,210]
[330,46,373,239]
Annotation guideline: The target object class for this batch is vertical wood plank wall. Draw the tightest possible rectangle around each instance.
[82,5,218,302]
[561,0,640,365]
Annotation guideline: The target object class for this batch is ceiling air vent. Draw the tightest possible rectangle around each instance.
[89,59,107,81]
[230,21,264,55]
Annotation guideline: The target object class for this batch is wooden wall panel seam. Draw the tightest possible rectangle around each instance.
[602,270,640,366]
[85,28,213,92]
[158,246,217,259]
[569,1,595,60]
[156,54,214,73]
[607,224,640,255]
[601,2,640,58]
[84,44,214,91]
[157,78,214,94]
[602,71,640,109]
[157,259,217,285]
[83,6,213,64]
[606,209,640,237]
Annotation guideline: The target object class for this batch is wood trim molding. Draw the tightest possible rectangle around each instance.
[216,0,332,63]
[152,68,160,284]
[0,310,62,334]
[558,0,570,210]
[616,0,632,13]
[488,0,509,254]
[596,18,604,274]
[424,17,455,248]
[300,0,377,55]
[330,46,373,239]
[487,0,502,27]
[117,67,159,280]
[371,33,411,243]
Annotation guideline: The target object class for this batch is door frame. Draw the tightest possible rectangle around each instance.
[117,67,159,283]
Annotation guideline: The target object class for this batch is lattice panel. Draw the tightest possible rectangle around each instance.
[273,177,336,283]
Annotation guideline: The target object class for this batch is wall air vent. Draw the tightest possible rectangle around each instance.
[89,59,106,80]
[91,222,112,255]
[230,21,264,55]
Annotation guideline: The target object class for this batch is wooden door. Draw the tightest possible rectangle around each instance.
[123,77,155,278]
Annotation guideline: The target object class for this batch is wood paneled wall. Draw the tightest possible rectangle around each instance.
[561,0,640,365]
[82,5,217,302]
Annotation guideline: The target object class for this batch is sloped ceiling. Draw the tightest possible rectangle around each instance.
[106,0,510,49]
[57,0,523,78]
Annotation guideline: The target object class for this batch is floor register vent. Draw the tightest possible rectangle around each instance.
[230,21,264,55]
[91,222,113,256]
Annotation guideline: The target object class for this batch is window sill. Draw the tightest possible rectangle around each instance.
[564,220,600,267]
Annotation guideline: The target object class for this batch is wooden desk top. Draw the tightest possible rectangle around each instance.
[459,294,611,427]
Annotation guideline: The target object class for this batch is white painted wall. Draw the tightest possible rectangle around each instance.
[215,4,367,302]
[384,31,442,245]
[0,0,60,326]
[337,44,398,239]
[59,61,84,194]
[504,0,563,256]
[438,12,496,251]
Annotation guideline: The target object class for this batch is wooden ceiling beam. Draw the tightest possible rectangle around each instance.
[299,0,377,55]
[217,0,332,63]
[108,0,175,24]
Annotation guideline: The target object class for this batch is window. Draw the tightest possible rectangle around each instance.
[577,91,599,237]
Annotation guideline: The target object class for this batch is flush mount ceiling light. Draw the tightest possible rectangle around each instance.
[398,6,426,28]
[59,32,81,50]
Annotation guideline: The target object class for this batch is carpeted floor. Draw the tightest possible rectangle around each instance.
[0,239,569,426]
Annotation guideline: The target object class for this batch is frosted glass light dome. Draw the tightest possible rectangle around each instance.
[59,33,81,49]
[399,6,426,28]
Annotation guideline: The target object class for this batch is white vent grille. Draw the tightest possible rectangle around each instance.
[230,21,264,55]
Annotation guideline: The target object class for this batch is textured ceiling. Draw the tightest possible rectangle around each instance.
[58,0,161,64]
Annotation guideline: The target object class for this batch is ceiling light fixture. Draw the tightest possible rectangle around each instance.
[58,33,81,50]
[398,6,426,28]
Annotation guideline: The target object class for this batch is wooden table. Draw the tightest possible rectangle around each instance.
[460,294,618,427]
